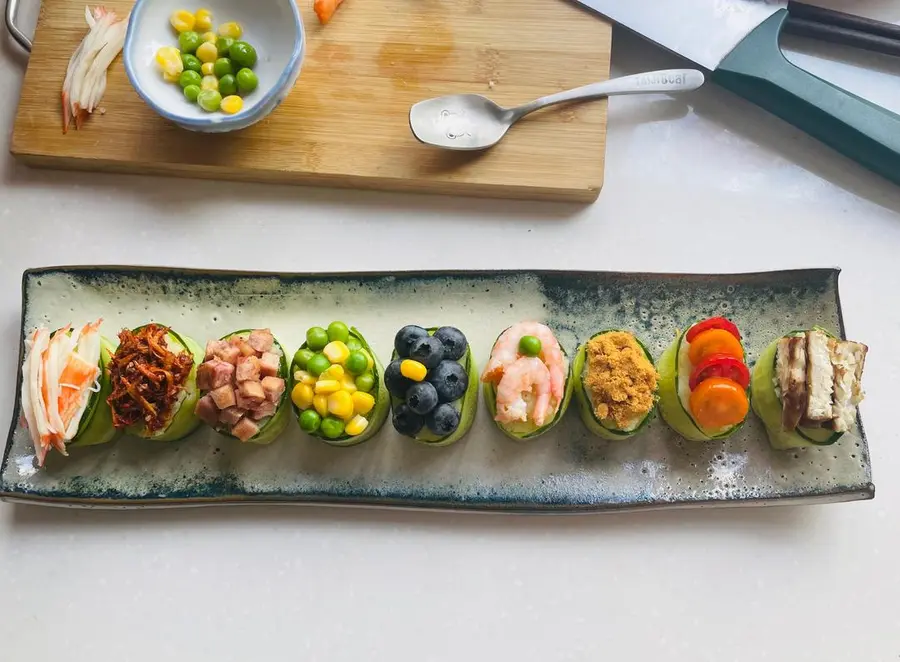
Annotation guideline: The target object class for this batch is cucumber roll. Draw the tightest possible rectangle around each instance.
[573,330,658,440]
[289,321,389,446]
[750,328,868,450]
[107,323,203,442]
[194,328,290,444]
[386,325,478,446]
[20,319,119,466]
[480,322,573,440]
[657,316,750,441]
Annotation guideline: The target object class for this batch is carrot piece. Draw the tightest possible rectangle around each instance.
[314,0,345,24]
[689,377,748,429]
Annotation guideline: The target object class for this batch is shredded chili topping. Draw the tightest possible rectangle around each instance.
[107,324,194,432]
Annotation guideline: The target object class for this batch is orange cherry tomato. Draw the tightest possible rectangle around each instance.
[688,328,744,365]
[689,377,749,429]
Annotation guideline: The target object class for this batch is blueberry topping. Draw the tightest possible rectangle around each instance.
[384,359,413,398]
[405,381,439,415]
[427,360,468,402]
[426,403,460,437]
[392,403,424,437]
[433,326,468,361]
[394,325,429,359]
[409,336,444,370]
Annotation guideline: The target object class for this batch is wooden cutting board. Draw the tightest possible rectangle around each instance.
[10,0,611,202]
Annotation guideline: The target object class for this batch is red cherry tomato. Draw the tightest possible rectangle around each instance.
[689,353,750,391]
[685,317,741,343]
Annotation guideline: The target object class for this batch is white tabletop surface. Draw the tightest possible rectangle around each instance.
[1,2,899,660]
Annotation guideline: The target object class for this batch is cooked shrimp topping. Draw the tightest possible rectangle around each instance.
[584,332,657,429]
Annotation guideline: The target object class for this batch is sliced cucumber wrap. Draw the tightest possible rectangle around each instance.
[750,335,843,450]
[390,328,478,447]
[572,330,657,441]
[291,327,389,447]
[215,330,290,446]
[68,336,120,448]
[657,330,746,442]
[483,345,574,441]
[126,327,203,442]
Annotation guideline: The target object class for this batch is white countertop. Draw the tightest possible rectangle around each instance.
[1,2,899,660]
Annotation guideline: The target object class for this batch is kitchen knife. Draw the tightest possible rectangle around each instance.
[573,0,900,186]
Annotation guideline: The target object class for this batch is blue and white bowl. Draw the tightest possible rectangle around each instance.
[123,0,304,133]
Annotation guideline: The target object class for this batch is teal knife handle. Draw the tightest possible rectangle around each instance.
[712,9,900,186]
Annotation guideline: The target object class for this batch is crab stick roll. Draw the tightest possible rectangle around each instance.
[19,319,119,466]
[107,323,204,441]
[194,328,291,445]
[481,321,573,440]
[657,317,750,441]
[385,325,478,446]
[290,321,389,446]
[751,328,867,450]
[573,330,658,440]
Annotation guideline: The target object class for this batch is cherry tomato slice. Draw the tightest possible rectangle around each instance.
[689,377,749,429]
[689,353,750,391]
[688,328,744,365]
[685,317,741,343]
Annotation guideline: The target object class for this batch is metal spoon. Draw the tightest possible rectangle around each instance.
[409,69,705,150]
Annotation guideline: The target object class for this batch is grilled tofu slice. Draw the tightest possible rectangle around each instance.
[831,340,868,433]
[804,330,835,422]
[776,335,807,431]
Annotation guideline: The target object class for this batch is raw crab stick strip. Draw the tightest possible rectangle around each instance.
[480,322,573,440]
[658,317,750,441]
[19,319,119,465]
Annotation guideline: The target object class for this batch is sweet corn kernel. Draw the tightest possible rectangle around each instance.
[321,364,345,381]
[314,379,341,394]
[155,46,183,76]
[163,71,182,83]
[196,41,218,63]
[194,8,213,32]
[200,75,219,91]
[400,359,427,382]
[327,390,355,420]
[323,341,350,365]
[201,31,217,43]
[293,370,317,386]
[200,61,215,76]
[341,374,358,394]
[217,21,243,39]
[345,415,369,437]
[313,394,328,417]
[169,9,196,33]
[291,383,314,410]
[220,95,243,115]
[352,391,375,416]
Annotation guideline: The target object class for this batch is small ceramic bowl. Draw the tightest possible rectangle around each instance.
[123,0,304,132]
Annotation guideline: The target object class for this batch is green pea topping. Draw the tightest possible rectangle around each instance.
[178,31,201,54]
[306,353,331,377]
[344,351,368,376]
[183,84,201,102]
[218,73,237,97]
[293,348,315,370]
[355,373,375,393]
[179,70,202,89]
[306,327,329,351]
[346,337,363,352]
[215,36,235,57]
[196,89,222,112]
[320,416,345,439]
[213,57,233,78]
[181,53,202,72]
[518,335,542,357]
[229,40,257,69]
[236,68,258,94]
[327,321,350,344]
[299,409,322,433]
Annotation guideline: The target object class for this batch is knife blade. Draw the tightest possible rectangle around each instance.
[573,0,900,187]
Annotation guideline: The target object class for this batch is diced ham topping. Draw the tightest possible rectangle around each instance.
[196,330,283,437]
[231,417,260,442]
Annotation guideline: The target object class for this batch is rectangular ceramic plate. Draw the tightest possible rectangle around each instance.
[0,266,875,512]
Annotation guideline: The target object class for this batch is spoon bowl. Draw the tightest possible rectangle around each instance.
[410,69,705,150]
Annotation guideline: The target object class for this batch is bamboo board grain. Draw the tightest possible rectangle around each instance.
[10,0,611,201]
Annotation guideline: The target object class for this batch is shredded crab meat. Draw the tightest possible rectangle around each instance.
[61,6,128,134]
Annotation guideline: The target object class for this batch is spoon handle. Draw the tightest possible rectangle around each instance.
[505,69,705,123]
